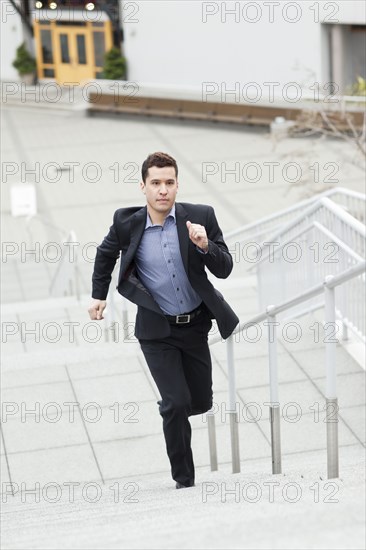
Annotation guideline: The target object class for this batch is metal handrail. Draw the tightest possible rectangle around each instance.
[224,187,365,241]
[206,260,366,480]
[49,230,80,299]
[251,195,365,341]
[254,209,365,271]
[264,196,365,243]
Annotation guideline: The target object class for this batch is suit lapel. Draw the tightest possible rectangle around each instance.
[120,206,146,277]
[175,202,190,276]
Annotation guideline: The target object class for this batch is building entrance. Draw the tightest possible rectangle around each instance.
[34,19,113,84]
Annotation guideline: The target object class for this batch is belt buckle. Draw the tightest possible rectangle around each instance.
[176,314,190,324]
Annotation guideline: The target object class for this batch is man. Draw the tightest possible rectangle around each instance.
[89,152,239,489]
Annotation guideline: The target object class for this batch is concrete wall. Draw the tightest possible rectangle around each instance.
[0,0,24,81]
[335,0,366,24]
[120,0,365,90]
[122,0,325,90]
[1,0,364,89]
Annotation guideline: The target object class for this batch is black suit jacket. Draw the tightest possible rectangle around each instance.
[92,202,239,340]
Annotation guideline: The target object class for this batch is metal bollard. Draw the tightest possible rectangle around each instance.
[229,410,240,474]
[324,276,339,479]
[267,306,282,475]
[226,335,241,473]
[122,296,129,341]
[207,412,218,471]
[269,405,282,474]
[326,398,339,479]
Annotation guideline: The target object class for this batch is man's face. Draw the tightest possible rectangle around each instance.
[140,166,178,217]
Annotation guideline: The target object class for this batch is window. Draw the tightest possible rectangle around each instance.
[41,30,53,63]
[77,34,87,64]
[93,32,105,67]
[60,34,70,63]
[43,68,55,77]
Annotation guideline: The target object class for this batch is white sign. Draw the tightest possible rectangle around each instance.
[10,184,37,217]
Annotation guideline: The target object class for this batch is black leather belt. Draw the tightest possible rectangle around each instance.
[164,304,203,325]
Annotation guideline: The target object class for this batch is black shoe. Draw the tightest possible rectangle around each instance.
[175,481,195,489]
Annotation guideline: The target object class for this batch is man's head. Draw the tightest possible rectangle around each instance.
[140,152,179,222]
[141,152,178,183]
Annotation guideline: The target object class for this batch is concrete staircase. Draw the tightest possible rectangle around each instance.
[1,274,365,549]
[2,447,365,550]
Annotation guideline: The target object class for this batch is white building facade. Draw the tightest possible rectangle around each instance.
[1,0,365,95]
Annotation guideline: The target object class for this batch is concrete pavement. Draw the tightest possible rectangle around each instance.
[1,98,365,549]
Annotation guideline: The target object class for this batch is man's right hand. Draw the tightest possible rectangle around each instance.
[88,299,107,320]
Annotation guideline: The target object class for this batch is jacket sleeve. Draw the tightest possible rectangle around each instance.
[92,210,121,299]
[200,206,233,279]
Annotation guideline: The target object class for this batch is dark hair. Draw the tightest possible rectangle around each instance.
[141,152,178,183]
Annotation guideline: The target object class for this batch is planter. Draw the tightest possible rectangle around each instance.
[13,43,36,85]
[20,73,35,85]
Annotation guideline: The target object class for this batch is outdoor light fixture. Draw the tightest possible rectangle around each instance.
[85,2,95,9]
[49,1,57,9]
[35,1,43,8]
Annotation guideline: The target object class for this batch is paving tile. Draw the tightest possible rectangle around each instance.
[67,356,142,380]
[290,346,364,378]
[237,380,325,421]
[17,309,68,322]
[312,372,366,409]
[1,382,75,419]
[220,353,307,390]
[2,410,88,453]
[6,444,102,485]
[72,372,156,409]
[257,411,360,456]
[1,365,69,389]
[1,342,26,356]
[85,399,162,443]
[94,435,170,479]
[339,406,366,445]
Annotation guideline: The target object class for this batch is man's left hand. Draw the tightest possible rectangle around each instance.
[186,221,208,252]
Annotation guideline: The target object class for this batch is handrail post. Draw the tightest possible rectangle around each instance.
[206,410,218,471]
[122,295,129,341]
[105,271,118,343]
[71,230,80,302]
[324,275,339,479]
[226,334,240,473]
[267,306,282,474]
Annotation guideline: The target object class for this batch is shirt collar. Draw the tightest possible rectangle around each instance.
[145,203,176,228]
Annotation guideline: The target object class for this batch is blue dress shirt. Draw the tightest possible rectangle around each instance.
[134,204,203,315]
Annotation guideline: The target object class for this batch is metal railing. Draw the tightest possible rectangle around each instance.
[225,187,365,278]
[254,197,365,343]
[225,187,365,243]
[103,264,130,343]
[25,214,81,299]
[49,230,81,299]
[206,260,366,480]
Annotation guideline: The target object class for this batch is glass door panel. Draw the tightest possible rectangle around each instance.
[60,34,70,63]
[76,34,87,65]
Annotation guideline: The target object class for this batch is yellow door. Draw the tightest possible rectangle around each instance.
[54,26,93,85]
[34,20,113,84]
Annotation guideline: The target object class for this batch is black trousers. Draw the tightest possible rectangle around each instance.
[139,308,213,486]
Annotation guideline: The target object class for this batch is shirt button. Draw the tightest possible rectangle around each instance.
[177,287,179,291]
[172,274,175,278]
